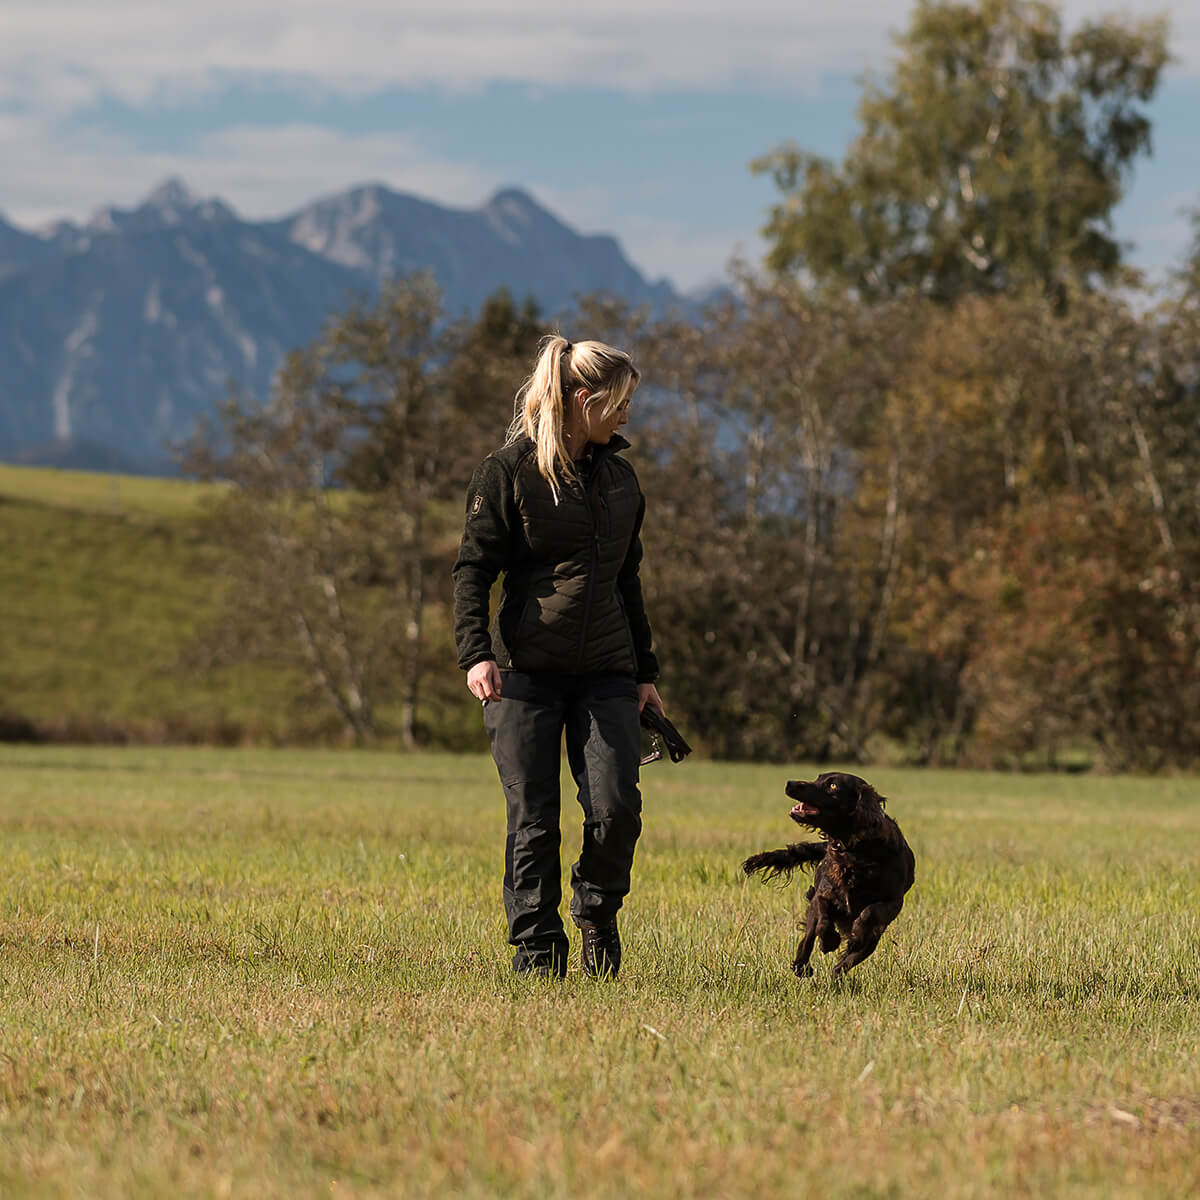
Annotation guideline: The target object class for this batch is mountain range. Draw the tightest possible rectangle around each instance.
[0,181,679,473]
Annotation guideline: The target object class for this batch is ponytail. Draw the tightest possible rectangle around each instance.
[507,334,575,501]
[507,333,640,503]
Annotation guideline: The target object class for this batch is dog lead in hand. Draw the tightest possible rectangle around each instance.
[639,706,692,765]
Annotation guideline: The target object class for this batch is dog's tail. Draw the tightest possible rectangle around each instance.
[741,842,826,885]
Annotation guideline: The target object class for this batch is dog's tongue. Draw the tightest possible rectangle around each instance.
[791,801,813,818]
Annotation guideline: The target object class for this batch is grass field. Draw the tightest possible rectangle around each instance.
[1,747,1197,1197]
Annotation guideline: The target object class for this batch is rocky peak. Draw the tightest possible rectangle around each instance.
[85,179,238,235]
[483,187,563,234]
[144,178,198,210]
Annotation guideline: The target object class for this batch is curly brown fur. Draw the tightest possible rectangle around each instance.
[742,772,915,978]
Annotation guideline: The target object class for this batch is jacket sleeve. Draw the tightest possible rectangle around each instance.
[617,492,660,684]
[452,455,517,671]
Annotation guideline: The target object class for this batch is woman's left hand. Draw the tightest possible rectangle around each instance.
[637,683,664,715]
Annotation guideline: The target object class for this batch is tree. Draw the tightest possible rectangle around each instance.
[627,278,927,760]
[882,287,1200,766]
[186,277,545,747]
[317,274,461,747]
[754,0,1168,303]
[185,347,386,743]
[1180,208,1200,298]
[715,276,925,759]
[921,495,1198,770]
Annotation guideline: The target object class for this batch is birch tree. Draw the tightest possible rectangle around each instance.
[755,0,1167,303]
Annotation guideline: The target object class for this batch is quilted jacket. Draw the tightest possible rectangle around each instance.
[452,434,658,681]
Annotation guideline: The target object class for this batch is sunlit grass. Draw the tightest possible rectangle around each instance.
[1,747,1197,1197]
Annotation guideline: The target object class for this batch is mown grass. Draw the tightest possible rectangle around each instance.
[1,747,1197,1197]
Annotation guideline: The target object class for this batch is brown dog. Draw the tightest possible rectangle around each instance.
[742,772,915,978]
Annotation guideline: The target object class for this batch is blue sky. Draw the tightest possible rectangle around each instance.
[2,1,1198,291]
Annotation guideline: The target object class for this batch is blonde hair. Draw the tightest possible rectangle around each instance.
[507,333,640,501]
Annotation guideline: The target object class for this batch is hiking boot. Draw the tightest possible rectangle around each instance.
[512,944,567,979]
[578,919,621,978]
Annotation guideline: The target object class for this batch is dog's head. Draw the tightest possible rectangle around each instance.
[785,772,887,840]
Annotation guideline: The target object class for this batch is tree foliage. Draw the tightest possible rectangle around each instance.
[182,266,1199,769]
[755,0,1168,303]
[627,273,1197,769]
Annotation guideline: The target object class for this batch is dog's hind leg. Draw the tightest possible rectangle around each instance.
[831,899,903,977]
[818,921,841,954]
[792,898,827,979]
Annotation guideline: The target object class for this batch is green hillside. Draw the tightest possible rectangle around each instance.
[0,466,322,743]
[0,464,216,517]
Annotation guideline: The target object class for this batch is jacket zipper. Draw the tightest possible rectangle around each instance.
[575,464,603,671]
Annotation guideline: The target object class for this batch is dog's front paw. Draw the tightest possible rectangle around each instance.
[742,852,772,876]
[792,961,814,979]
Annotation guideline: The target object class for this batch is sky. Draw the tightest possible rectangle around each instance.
[2,1,1199,292]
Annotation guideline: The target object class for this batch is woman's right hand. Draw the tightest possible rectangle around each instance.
[467,660,503,703]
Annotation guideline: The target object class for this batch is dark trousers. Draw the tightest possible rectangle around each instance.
[483,672,642,968]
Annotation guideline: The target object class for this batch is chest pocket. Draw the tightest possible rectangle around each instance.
[598,474,640,546]
[515,466,590,558]
[515,460,640,559]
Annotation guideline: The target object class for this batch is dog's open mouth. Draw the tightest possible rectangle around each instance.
[790,800,820,819]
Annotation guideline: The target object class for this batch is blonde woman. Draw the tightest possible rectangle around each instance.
[453,334,664,979]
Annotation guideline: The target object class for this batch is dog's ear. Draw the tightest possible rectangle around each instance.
[853,779,887,823]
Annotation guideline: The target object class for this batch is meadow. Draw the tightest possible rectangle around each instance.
[1,745,1197,1198]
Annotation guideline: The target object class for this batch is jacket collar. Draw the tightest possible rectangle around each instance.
[587,433,630,463]
[510,433,630,460]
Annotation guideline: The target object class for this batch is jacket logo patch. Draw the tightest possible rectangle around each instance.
[470,495,483,515]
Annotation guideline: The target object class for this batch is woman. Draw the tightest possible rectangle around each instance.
[452,334,664,979]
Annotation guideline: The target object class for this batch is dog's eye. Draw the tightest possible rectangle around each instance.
[827,782,838,791]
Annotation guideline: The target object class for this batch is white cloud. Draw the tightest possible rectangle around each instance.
[0,115,498,228]
[0,110,750,289]
[1,3,874,106]
[3,1,1193,113]
[186,126,498,216]
[0,105,755,288]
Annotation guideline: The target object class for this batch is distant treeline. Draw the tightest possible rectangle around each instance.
[173,267,1198,772]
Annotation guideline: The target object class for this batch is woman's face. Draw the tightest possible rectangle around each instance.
[583,384,635,444]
